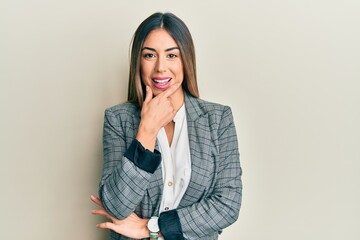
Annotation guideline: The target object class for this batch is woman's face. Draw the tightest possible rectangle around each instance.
[140,29,184,97]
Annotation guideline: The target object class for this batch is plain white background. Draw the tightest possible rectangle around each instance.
[1,0,359,239]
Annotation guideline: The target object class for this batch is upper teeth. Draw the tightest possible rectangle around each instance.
[153,78,171,83]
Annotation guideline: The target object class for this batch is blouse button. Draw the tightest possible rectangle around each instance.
[165,207,169,211]
[168,181,173,187]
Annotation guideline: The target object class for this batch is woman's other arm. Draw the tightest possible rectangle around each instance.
[159,106,242,239]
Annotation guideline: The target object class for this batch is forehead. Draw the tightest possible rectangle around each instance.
[143,29,178,49]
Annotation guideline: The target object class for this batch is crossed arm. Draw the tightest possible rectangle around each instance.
[91,195,153,239]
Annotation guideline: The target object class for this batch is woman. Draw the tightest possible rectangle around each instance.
[91,12,242,240]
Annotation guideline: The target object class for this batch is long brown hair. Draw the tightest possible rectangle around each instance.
[127,12,199,107]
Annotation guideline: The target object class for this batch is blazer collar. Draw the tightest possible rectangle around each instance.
[184,91,204,122]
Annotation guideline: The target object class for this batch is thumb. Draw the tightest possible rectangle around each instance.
[143,86,153,104]
[96,222,118,231]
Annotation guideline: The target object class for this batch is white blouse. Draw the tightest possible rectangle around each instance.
[157,104,191,214]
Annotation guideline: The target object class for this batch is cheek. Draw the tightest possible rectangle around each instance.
[172,61,183,74]
[140,63,151,80]
[176,65,184,79]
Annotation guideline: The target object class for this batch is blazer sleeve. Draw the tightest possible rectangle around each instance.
[99,108,161,220]
[159,106,242,239]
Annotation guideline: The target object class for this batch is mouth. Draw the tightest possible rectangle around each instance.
[152,77,172,89]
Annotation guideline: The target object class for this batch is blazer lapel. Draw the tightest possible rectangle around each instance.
[179,93,212,208]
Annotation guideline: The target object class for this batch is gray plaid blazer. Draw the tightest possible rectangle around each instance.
[99,92,242,240]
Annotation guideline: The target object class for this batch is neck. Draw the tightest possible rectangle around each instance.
[169,88,185,111]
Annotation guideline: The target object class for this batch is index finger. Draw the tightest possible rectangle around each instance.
[159,83,181,99]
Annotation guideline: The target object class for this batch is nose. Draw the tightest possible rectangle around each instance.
[155,56,166,73]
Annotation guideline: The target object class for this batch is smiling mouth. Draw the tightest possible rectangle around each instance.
[152,78,172,84]
[152,77,172,89]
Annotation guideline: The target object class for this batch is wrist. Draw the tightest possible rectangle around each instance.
[147,216,160,239]
[143,218,162,239]
[141,219,151,238]
[136,122,158,151]
[138,121,159,137]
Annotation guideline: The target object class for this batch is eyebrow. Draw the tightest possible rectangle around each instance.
[142,47,179,52]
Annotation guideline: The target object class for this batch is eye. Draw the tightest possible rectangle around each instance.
[143,53,156,59]
[168,53,177,59]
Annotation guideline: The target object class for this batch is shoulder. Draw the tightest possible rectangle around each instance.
[188,97,237,144]
[104,102,141,121]
[201,99,234,130]
[187,95,233,122]
[106,102,140,115]
[197,98,231,115]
